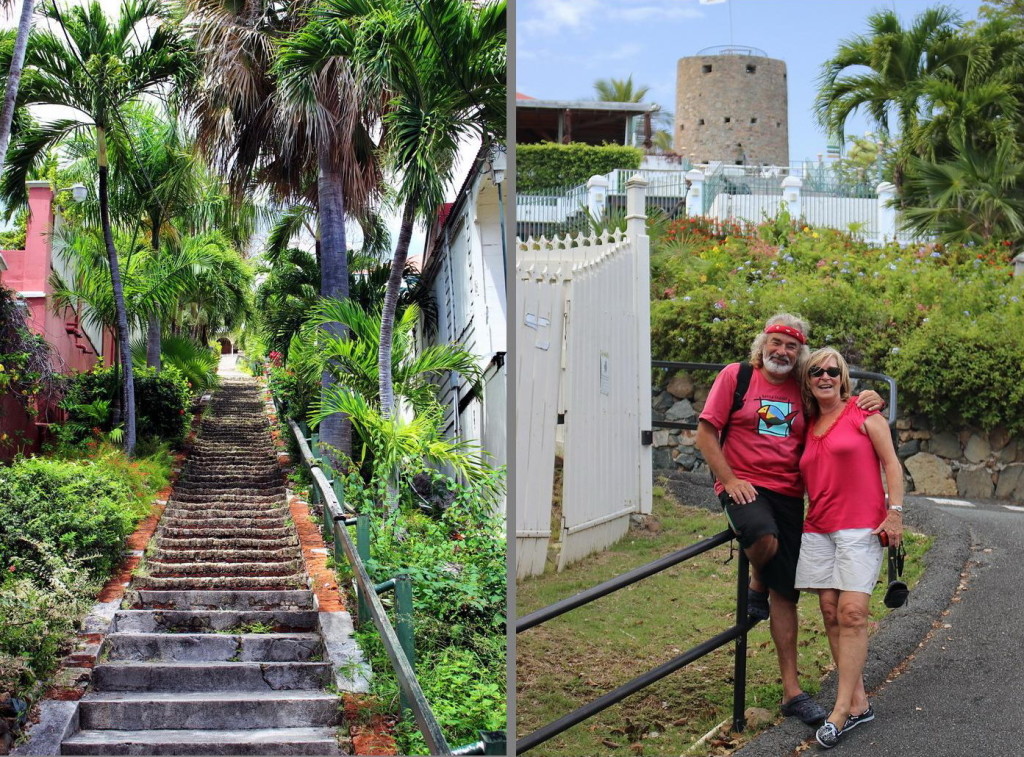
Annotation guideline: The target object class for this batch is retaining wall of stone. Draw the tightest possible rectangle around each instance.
[652,370,1024,500]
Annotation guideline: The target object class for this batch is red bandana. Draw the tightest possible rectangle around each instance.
[764,324,807,344]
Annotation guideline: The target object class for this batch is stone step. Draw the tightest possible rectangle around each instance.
[147,547,301,564]
[175,473,284,486]
[61,727,341,755]
[146,559,304,577]
[163,501,289,513]
[103,632,323,662]
[159,514,290,529]
[170,490,286,504]
[159,526,295,540]
[133,574,307,591]
[131,590,315,611]
[93,661,331,692]
[112,610,317,634]
[156,536,299,551]
[76,691,341,730]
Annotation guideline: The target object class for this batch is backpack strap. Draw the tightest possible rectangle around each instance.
[718,361,753,450]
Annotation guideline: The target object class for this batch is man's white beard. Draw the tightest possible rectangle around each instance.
[764,357,794,376]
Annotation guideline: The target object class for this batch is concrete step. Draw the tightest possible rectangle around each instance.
[77,691,341,730]
[112,610,317,634]
[93,661,331,692]
[61,727,341,755]
[146,559,304,577]
[103,632,322,662]
[155,536,299,551]
[133,574,307,591]
[146,547,301,564]
[131,590,315,611]
[158,515,290,529]
[158,526,295,540]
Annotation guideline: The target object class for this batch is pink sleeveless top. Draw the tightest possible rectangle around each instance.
[799,401,887,534]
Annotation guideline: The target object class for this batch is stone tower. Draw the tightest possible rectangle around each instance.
[675,47,789,167]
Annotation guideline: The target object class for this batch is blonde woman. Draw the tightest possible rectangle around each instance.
[793,348,904,749]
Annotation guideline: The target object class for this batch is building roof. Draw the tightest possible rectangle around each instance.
[516,97,659,146]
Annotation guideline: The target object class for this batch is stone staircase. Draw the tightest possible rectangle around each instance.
[62,378,344,755]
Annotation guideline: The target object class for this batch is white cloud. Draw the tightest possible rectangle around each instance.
[520,0,599,36]
[610,3,703,23]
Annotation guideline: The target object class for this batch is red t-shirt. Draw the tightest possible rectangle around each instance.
[699,363,806,498]
[800,401,887,533]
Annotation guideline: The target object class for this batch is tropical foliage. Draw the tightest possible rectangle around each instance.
[816,6,1024,246]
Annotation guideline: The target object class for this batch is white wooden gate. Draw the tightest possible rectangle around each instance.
[515,176,652,579]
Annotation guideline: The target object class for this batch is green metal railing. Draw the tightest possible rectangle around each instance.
[276,401,505,756]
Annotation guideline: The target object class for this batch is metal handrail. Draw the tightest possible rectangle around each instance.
[282,414,454,755]
[516,531,753,754]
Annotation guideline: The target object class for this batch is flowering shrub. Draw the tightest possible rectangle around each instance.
[650,220,1024,431]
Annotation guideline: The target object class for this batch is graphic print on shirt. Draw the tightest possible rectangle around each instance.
[756,400,799,437]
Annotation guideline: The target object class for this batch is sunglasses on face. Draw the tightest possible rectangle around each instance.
[809,366,841,378]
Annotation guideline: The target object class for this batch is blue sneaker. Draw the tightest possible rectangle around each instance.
[816,720,843,749]
[843,705,875,732]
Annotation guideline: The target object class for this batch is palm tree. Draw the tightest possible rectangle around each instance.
[0,0,36,179]
[187,0,382,458]
[306,298,495,505]
[815,6,965,189]
[593,74,649,103]
[901,137,1024,245]
[281,0,504,428]
[5,0,191,455]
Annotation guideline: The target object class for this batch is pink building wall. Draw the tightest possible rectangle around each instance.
[0,181,114,460]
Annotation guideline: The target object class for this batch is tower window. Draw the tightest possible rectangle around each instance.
[679,123,685,131]
[777,121,782,127]
[698,118,705,126]
[724,116,731,123]
[746,64,757,74]
[750,117,758,124]
[702,64,712,74]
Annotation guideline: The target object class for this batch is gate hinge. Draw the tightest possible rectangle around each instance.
[557,412,566,425]
[640,429,653,446]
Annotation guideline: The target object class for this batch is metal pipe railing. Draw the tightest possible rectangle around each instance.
[516,534,753,753]
[281,413,454,755]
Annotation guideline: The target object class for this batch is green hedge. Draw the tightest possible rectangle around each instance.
[517,142,643,193]
[0,457,147,579]
[649,219,1024,433]
[62,365,192,444]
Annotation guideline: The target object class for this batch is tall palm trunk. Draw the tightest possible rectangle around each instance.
[378,198,416,419]
[146,223,162,370]
[377,199,416,513]
[98,127,137,455]
[0,0,34,176]
[317,149,351,461]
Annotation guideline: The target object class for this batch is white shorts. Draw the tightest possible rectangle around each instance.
[794,528,884,595]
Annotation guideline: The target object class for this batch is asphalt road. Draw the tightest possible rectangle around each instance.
[734,494,1023,756]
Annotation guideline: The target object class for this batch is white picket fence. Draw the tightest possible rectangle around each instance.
[515,176,653,579]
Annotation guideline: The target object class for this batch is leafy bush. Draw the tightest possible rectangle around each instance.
[517,142,643,193]
[887,310,1024,434]
[268,365,317,423]
[59,365,192,445]
[0,547,97,696]
[649,220,1023,430]
[345,469,506,753]
[0,456,148,579]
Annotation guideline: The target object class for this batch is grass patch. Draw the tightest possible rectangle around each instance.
[516,485,930,756]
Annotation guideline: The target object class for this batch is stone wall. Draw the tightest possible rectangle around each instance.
[652,370,1024,501]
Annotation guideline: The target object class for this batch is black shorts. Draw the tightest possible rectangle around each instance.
[719,487,804,602]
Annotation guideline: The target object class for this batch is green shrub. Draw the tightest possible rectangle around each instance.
[648,220,1023,430]
[0,457,147,579]
[268,365,316,423]
[60,365,192,445]
[517,142,643,193]
[0,547,97,697]
[886,309,1024,434]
